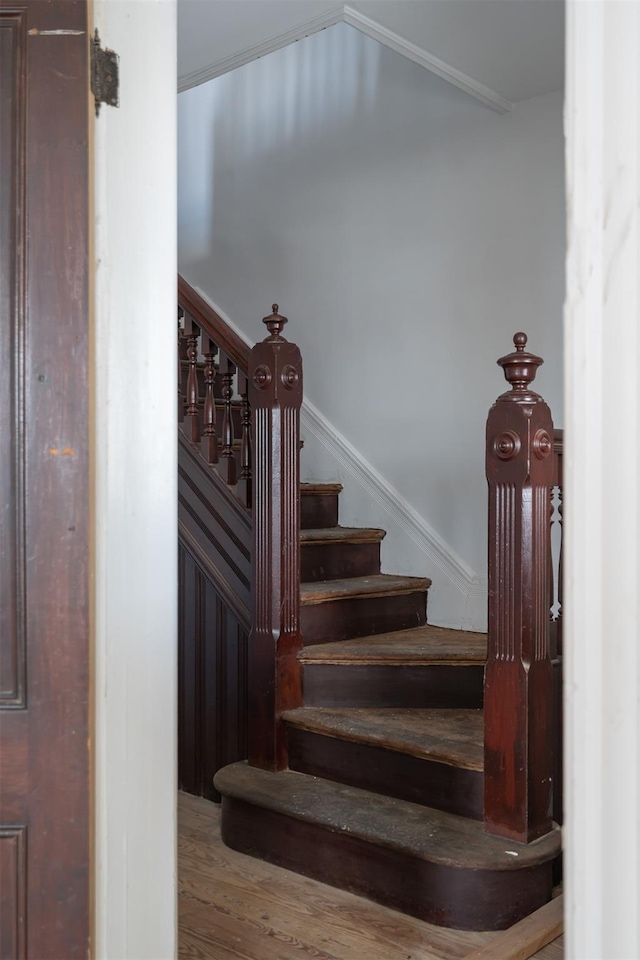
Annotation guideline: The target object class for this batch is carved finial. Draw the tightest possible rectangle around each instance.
[263,303,288,340]
[497,331,543,395]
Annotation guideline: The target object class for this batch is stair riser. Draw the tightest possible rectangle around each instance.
[301,591,428,646]
[301,542,381,583]
[286,727,483,819]
[301,493,339,530]
[220,797,555,931]
[301,663,484,708]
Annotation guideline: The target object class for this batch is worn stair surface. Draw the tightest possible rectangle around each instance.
[214,764,561,932]
[216,482,561,930]
[299,624,486,708]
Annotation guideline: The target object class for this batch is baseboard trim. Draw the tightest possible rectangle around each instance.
[301,399,486,605]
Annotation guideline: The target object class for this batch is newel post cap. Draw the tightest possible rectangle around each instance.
[263,303,288,340]
[498,332,543,394]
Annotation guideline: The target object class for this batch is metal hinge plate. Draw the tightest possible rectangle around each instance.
[91,29,119,116]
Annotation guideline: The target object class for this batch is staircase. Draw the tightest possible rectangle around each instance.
[215,482,559,931]
[177,276,563,934]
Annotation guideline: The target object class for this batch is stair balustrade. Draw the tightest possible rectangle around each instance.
[177,277,303,782]
[484,333,556,843]
[551,429,564,829]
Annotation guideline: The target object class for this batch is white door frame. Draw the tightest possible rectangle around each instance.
[92,2,178,957]
[92,1,640,956]
[563,2,639,957]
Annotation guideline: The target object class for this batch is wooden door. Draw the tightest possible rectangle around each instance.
[0,1,91,956]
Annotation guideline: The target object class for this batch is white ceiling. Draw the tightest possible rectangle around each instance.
[178,0,564,105]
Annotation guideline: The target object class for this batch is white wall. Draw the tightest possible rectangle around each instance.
[178,23,564,626]
[93,1,177,957]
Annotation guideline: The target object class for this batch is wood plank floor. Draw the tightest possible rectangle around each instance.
[178,791,564,960]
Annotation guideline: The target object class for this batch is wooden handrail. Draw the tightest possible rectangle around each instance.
[178,274,250,372]
[484,333,555,843]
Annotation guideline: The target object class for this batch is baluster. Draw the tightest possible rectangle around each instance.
[178,307,185,421]
[484,333,555,843]
[217,353,237,485]
[200,333,218,464]
[248,304,303,769]
[183,312,201,444]
[554,431,564,656]
[236,372,252,508]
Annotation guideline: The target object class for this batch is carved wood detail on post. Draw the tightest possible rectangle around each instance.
[183,311,201,444]
[218,354,237,485]
[201,332,219,465]
[236,371,252,509]
[248,305,303,770]
[484,333,555,843]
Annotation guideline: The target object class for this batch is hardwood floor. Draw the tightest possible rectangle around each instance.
[178,791,564,960]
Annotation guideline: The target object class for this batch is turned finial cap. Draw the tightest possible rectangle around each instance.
[497,332,543,393]
[263,303,288,339]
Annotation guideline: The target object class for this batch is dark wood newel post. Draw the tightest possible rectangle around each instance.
[484,333,555,843]
[248,305,303,770]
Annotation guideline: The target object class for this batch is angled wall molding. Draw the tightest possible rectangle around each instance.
[342,5,512,114]
[183,284,487,630]
[178,2,513,114]
[178,5,345,93]
[301,399,475,592]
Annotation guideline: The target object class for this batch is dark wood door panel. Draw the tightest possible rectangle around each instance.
[0,8,26,709]
[0,2,90,956]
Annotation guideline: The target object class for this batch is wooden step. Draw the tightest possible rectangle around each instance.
[300,575,431,646]
[300,482,342,530]
[214,762,561,931]
[300,527,386,582]
[283,706,484,818]
[299,625,486,708]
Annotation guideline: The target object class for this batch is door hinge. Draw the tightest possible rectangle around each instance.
[91,29,119,117]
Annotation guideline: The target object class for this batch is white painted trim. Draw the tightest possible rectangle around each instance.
[93,2,178,958]
[177,5,345,93]
[177,2,513,114]
[301,398,480,594]
[564,2,640,957]
[342,5,512,114]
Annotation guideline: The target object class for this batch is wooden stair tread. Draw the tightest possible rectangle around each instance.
[300,526,386,545]
[301,574,432,606]
[215,762,560,870]
[299,625,487,664]
[282,706,484,771]
[301,482,343,494]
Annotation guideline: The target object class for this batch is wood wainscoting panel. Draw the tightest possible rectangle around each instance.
[178,542,249,801]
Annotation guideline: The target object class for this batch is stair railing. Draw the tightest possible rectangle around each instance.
[550,428,563,828]
[177,276,303,774]
[178,276,253,507]
[484,333,556,843]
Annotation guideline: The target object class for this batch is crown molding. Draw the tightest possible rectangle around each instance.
[177,5,345,93]
[178,2,513,114]
[342,5,512,114]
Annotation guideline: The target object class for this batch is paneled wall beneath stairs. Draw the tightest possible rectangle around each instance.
[178,542,249,801]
